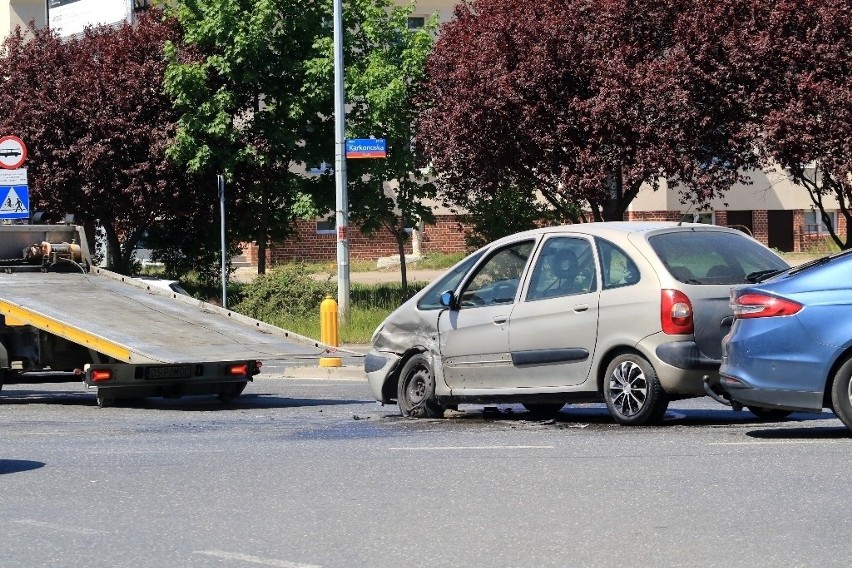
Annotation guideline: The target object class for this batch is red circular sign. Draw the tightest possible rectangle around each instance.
[0,135,27,170]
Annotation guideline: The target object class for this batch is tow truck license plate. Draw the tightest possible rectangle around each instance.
[146,365,193,380]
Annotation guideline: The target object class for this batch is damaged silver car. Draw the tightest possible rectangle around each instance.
[365,222,788,426]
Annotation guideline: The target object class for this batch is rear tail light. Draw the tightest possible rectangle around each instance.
[228,364,249,376]
[731,292,802,319]
[661,289,694,335]
[90,369,113,382]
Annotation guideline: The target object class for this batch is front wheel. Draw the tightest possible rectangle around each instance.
[397,354,444,418]
[830,357,852,431]
[603,353,668,426]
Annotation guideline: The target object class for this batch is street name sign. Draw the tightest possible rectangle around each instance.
[346,139,387,159]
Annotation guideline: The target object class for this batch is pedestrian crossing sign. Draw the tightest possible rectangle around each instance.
[0,185,29,219]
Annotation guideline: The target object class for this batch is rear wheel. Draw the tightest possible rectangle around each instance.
[522,403,565,417]
[747,406,793,421]
[604,353,668,426]
[397,354,444,418]
[830,357,852,431]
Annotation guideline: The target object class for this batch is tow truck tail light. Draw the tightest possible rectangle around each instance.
[91,369,113,382]
[228,364,249,376]
[661,289,694,335]
[732,292,803,319]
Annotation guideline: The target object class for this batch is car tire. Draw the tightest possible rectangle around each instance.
[522,403,565,417]
[830,357,852,431]
[603,353,669,426]
[747,406,793,421]
[397,353,444,418]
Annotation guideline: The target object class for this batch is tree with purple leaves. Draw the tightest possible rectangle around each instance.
[758,0,852,249]
[0,12,189,273]
[416,0,774,223]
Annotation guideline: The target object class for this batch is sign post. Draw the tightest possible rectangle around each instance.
[218,174,227,308]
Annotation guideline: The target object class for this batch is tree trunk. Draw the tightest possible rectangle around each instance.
[257,183,269,274]
[396,228,408,297]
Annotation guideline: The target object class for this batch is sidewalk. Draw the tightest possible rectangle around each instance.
[270,343,369,380]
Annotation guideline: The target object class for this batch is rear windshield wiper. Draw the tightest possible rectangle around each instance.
[746,269,786,283]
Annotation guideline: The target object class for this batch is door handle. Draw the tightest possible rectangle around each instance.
[573,304,589,312]
[492,316,508,325]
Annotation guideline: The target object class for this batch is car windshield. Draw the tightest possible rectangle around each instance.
[417,249,486,310]
[648,230,788,285]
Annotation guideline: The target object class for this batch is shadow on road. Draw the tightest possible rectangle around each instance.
[0,389,372,411]
[0,459,45,475]
[378,404,831,429]
[746,425,852,439]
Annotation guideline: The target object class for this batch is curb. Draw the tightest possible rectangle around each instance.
[276,365,366,380]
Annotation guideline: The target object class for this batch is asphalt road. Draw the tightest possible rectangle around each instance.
[2,376,850,568]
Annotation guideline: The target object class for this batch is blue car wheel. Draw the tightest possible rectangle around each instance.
[830,357,852,431]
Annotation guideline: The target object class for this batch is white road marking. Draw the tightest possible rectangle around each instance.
[13,519,105,535]
[389,445,555,451]
[710,439,851,446]
[193,550,321,568]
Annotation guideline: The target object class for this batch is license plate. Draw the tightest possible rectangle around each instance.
[146,365,193,380]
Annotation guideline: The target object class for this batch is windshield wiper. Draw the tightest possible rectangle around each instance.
[746,268,786,283]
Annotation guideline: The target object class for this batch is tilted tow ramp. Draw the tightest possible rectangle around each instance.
[0,224,342,406]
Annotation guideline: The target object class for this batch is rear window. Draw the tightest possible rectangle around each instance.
[648,230,788,285]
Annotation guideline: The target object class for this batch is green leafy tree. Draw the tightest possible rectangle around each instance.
[341,0,438,294]
[163,0,333,275]
[304,1,439,294]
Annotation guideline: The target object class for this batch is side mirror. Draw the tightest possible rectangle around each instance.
[439,290,455,308]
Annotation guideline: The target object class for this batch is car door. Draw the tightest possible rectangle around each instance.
[439,239,536,390]
[507,235,600,387]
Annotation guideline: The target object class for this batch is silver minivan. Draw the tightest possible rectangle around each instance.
[365,222,789,425]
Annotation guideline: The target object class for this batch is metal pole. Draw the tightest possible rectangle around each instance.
[218,174,227,309]
[333,0,350,324]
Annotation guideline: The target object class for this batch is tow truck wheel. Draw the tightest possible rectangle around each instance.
[218,382,247,403]
[96,391,114,408]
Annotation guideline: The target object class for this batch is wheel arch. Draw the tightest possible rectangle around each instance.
[823,347,852,409]
[381,346,428,403]
[595,346,645,394]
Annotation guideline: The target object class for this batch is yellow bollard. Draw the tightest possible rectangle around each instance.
[319,295,342,367]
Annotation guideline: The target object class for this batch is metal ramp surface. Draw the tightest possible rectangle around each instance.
[0,270,332,365]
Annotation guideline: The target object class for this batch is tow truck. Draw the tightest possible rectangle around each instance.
[0,222,333,406]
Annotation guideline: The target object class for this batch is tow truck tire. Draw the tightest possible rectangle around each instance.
[96,391,114,408]
[218,382,247,403]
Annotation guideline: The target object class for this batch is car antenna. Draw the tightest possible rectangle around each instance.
[677,205,693,227]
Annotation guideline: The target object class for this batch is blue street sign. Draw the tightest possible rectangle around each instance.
[0,184,28,219]
[346,138,387,159]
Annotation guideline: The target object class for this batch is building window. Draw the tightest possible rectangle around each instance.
[804,210,835,235]
[407,16,426,29]
[680,211,714,225]
[316,219,335,235]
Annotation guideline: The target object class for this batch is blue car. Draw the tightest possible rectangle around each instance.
[720,249,852,428]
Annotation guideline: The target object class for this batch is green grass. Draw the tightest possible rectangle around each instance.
[251,281,430,343]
